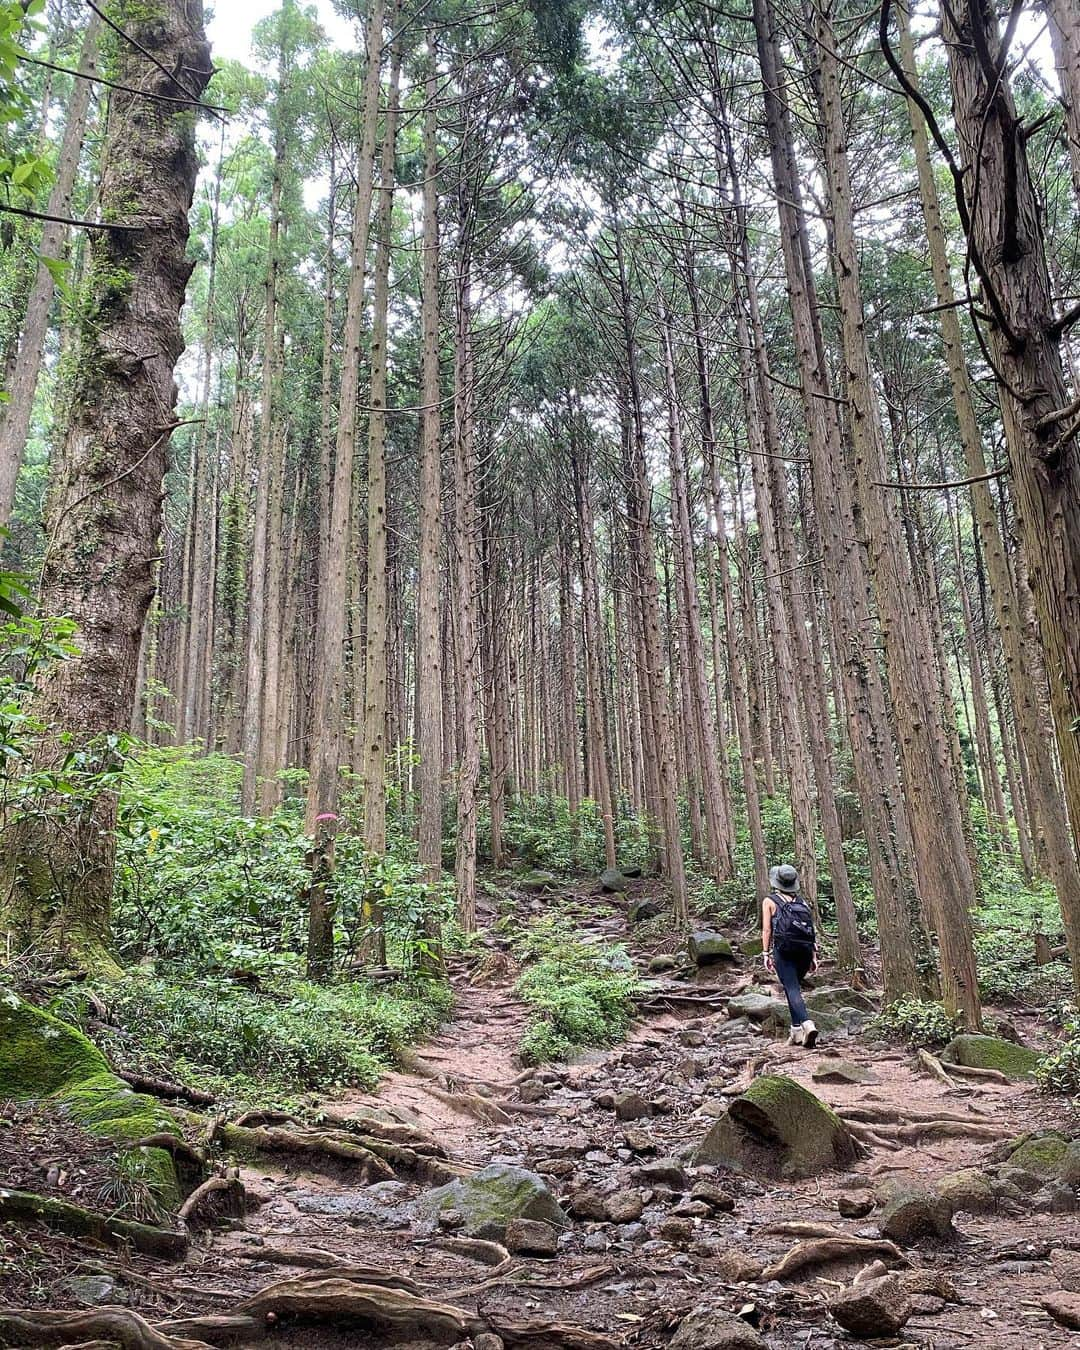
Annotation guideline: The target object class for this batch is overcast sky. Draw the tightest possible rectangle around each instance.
[207,1,358,65]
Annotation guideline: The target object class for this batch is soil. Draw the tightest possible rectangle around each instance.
[0,881,1076,1349]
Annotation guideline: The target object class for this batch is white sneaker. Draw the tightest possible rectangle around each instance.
[788,1024,805,1046]
[801,1020,818,1048]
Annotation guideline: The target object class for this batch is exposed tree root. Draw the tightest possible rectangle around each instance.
[759,1221,848,1238]
[433,1235,512,1266]
[154,1316,258,1345]
[841,1119,903,1152]
[178,1173,245,1225]
[236,1276,470,1339]
[117,1071,216,1107]
[127,1133,207,1173]
[916,1049,959,1086]
[894,1120,1009,1143]
[761,1235,906,1282]
[315,1106,446,1155]
[211,1122,395,1181]
[493,1319,621,1349]
[943,1062,1010,1084]
[0,1188,187,1259]
[0,1309,208,1350]
[840,1105,991,1126]
[422,1084,512,1125]
[232,1109,299,1129]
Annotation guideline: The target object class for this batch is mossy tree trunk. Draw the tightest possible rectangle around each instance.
[0,0,211,969]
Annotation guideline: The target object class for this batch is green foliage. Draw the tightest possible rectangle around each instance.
[870,996,960,1050]
[489,792,651,876]
[66,971,452,1097]
[1036,1004,1080,1098]
[512,917,639,1064]
[0,1,51,205]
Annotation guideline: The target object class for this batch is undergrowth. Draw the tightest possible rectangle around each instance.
[511,916,640,1064]
[869,996,960,1050]
[1037,1003,1080,1098]
[58,973,452,1101]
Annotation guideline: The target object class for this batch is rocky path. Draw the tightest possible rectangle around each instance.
[2,886,1078,1349]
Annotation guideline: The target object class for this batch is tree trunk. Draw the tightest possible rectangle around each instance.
[1,0,210,967]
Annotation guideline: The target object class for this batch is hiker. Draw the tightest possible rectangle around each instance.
[762,863,819,1047]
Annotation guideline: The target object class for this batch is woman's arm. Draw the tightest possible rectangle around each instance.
[761,897,774,971]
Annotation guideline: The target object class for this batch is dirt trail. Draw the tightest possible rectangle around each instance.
[3,886,1077,1348]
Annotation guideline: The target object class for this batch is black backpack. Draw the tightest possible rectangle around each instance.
[771,892,815,956]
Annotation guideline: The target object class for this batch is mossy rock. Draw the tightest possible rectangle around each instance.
[689,931,734,965]
[421,1163,569,1241]
[739,937,764,958]
[695,1074,858,1179]
[600,868,629,893]
[804,985,877,1015]
[1004,1133,1080,1185]
[878,1185,954,1244]
[940,1033,1040,1081]
[0,992,185,1208]
[936,1168,997,1215]
[519,870,558,892]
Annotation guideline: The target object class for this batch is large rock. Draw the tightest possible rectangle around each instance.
[726,989,787,1022]
[689,931,734,965]
[695,1074,858,1179]
[812,1060,880,1086]
[1044,1292,1080,1331]
[0,991,184,1207]
[804,985,877,1015]
[1002,1132,1080,1185]
[940,1033,1040,1081]
[422,1164,568,1240]
[629,897,661,923]
[878,1186,954,1244]
[668,1308,766,1349]
[936,1168,997,1215]
[829,1274,911,1338]
[519,869,558,892]
[600,868,628,893]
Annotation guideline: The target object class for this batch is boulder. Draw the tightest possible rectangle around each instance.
[689,931,734,965]
[940,1033,1040,1081]
[633,1157,687,1188]
[695,1074,858,1179]
[726,990,787,1023]
[600,868,628,893]
[936,1168,997,1216]
[1044,1292,1080,1331]
[1002,1133,1080,1185]
[812,1060,880,1086]
[504,1217,558,1256]
[520,869,558,892]
[804,985,877,1015]
[629,897,661,923]
[668,1307,766,1350]
[422,1164,568,1240]
[829,1274,911,1338]
[739,937,764,958]
[877,1186,954,1244]
[0,992,184,1207]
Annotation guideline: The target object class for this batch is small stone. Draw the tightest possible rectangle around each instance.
[55,1274,124,1306]
[474,1336,505,1350]
[829,1274,912,1338]
[613,1090,651,1121]
[1044,1291,1080,1330]
[649,954,678,973]
[605,1189,645,1223]
[837,1192,874,1219]
[438,1208,464,1229]
[517,1080,548,1104]
[812,1060,880,1086]
[668,1306,767,1349]
[672,1200,711,1218]
[690,1180,735,1212]
[634,1157,688,1188]
[582,1232,608,1252]
[594,1090,615,1110]
[878,1187,954,1244]
[659,1216,695,1243]
[897,1269,958,1302]
[622,1128,657,1154]
[569,1189,606,1221]
[504,1217,558,1256]
[689,930,735,965]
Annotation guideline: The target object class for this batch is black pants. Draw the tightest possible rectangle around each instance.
[774,946,812,1026]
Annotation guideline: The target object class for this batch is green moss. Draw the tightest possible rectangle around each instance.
[1007,1133,1080,1184]
[0,990,108,1097]
[941,1033,1041,1080]
[422,1163,569,1240]
[0,993,183,1209]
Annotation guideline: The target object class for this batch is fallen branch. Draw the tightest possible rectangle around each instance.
[761,1235,906,1282]
[117,1071,215,1107]
[0,1308,206,1349]
[0,1188,187,1260]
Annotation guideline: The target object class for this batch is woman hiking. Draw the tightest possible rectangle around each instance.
[762,863,819,1047]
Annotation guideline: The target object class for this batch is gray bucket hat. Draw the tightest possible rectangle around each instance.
[769,863,799,894]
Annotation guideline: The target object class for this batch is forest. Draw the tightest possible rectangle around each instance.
[0,0,1079,1344]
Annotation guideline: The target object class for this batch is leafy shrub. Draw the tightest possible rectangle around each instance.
[1036,1003,1080,1097]
[513,918,639,1064]
[870,996,959,1049]
[67,972,452,1095]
